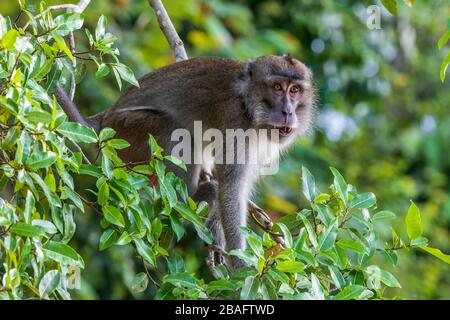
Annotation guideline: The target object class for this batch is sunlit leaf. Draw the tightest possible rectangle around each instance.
[405,201,422,240]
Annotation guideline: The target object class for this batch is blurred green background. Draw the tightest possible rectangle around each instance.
[2,0,449,299]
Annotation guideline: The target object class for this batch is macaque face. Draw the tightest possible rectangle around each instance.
[245,55,315,144]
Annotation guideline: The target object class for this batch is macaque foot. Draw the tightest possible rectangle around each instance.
[207,244,227,267]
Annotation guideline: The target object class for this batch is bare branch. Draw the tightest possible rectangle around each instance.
[54,86,89,127]
[147,0,188,62]
[73,0,91,13]
[67,1,92,100]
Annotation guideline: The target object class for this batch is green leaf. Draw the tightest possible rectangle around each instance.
[0,29,19,50]
[111,65,122,90]
[330,167,348,206]
[32,219,57,234]
[79,164,103,178]
[379,269,401,288]
[113,63,139,87]
[420,246,450,264]
[440,52,450,83]
[29,172,61,208]
[167,254,185,273]
[10,223,45,237]
[402,0,415,7]
[99,128,116,142]
[333,285,366,300]
[207,279,234,293]
[165,272,198,289]
[103,205,125,228]
[275,260,305,273]
[96,63,109,78]
[39,270,60,299]
[299,214,318,249]
[43,240,84,268]
[51,31,74,62]
[168,212,185,242]
[302,166,318,201]
[131,272,149,293]
[95,15,107,40]
[23,190,35,224]
[193,224,213,245]
[381,0,398,15]
[328,266,345,289]
[276,222,293,248]
[134,239,156,266]
[101,154,113,179]
[148,134,163,159]
[438,31,450,50]
[97,182,109,206]
[240,275,259,299]
[108,139,130,150]
[54,13,84,34]
[310,273,325,300]
[405,201,422,240]
[318,219,338,252]
[314,193,331,203]
[25,151,56,170]
[174,202,203,226]
[164,155,187,172]
[57,122,98,143]
[373,210,396,222]
[349,192,376,209]
[116,231,132,245]
[248,235,264,257]
[410,236,428,247]
[61,186,84,213]
[336,239,366,254]
[99,229,118,251]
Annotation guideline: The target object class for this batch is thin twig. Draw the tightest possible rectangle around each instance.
[142,259,160,288]
[0,226,11,237]
[54,86,89,126]
[147,0,188,62]
[72,0,91,13]
[66,1,92,101]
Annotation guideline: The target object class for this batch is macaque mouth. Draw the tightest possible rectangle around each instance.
[271,125,294,137]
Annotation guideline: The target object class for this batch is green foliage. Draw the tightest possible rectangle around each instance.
[0,1,206,299]
[1,0,449,300]
[152,167,448,300]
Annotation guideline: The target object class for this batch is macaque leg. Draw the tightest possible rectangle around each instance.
[216,164,251,270]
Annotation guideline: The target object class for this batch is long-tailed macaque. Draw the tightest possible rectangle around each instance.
[58,54,315,269]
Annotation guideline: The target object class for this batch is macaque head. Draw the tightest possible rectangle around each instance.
[238,54,315,144]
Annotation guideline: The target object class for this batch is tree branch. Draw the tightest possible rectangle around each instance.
[147,0,188,62]
[54,86,89,126]
[73,0,91,13]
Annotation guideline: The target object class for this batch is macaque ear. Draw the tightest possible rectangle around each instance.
[237,59,254,95]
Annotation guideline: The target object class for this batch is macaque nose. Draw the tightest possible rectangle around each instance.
[282,107,293,124]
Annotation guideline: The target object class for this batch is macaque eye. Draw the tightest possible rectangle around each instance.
[273,83,282,91]
[290,86,300,94]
